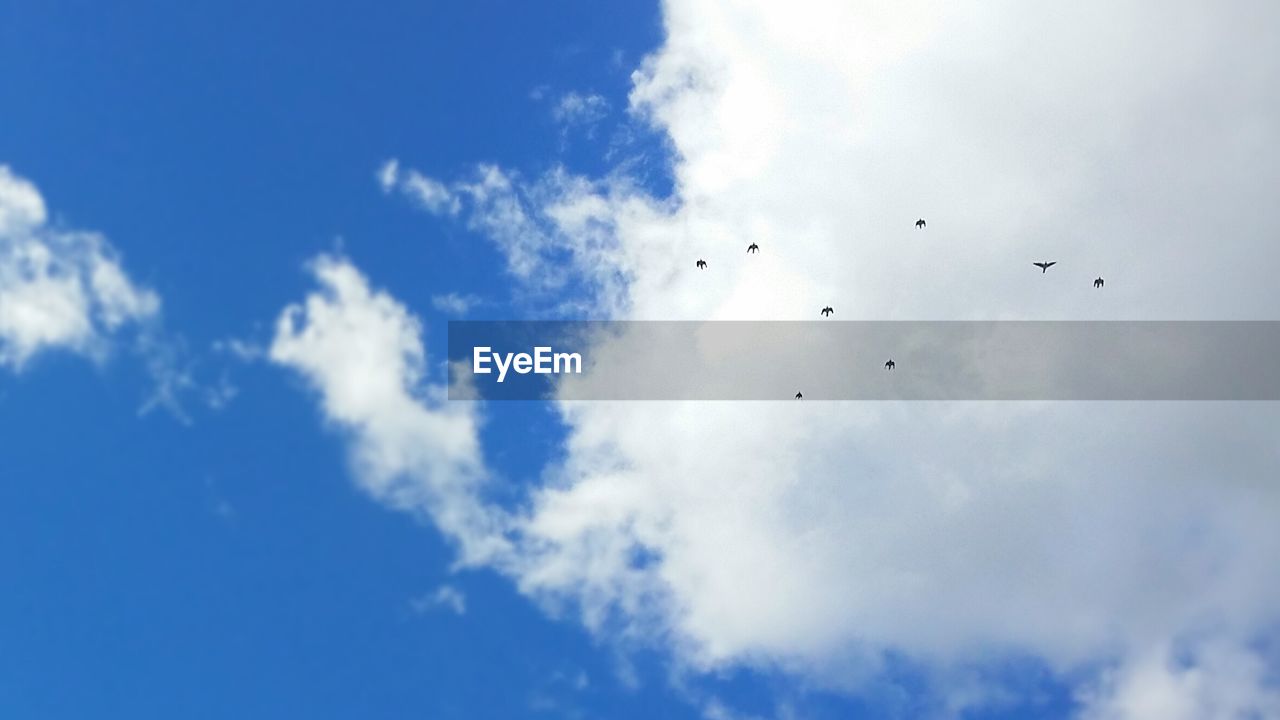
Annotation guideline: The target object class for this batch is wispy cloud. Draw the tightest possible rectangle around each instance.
[203,475,237,523]
[410,584,467,616]
[135,333,198,424]
[204,372,239,410]
[377,158,460,215]
[377,158,400,193]
[377,161,646,315]
[431,292,483,316]
[551,91,610,127]
[212,337,264,362]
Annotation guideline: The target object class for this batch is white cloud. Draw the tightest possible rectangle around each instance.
[382,163,653,312]
[212,337,264,362]
[509,0,1280,673]
[267,254,509,566]
[204,372,239,410]
[135,334,198,424]
[430,292,483,316]
[1077,642,1280,720]
[273,259,1280,715]
[376,158,400,194]
[411,584,468,616]
[552,92,611,126]
[0,165,160,370]
[378,158,460,216]
[329,0,1280,713]
[0,165,47,235]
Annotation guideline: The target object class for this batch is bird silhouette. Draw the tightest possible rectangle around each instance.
[1034,261,1057,273]
[795,391,803,400]
[885,359,895,370]
[915,219,926,229]
[747,243,759,254]
[820,306,834,317]
[1094,277,1104,288]
[696,259,707,269]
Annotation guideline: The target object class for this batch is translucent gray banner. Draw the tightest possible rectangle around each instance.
[447,321,1280,401]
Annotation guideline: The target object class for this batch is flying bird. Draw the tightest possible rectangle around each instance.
[747,243,759,254]
[696,259,707,269]
[915,219,926,229]
[795,391,803,400]
[820,306,834,317]
[1034,261,1057,273]
[1094,277,1104,288]
[885,359,895,370]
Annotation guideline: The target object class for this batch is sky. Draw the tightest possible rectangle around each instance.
[2,1,1280,718]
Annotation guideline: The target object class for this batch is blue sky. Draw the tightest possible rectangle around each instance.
[3,1,1280,719]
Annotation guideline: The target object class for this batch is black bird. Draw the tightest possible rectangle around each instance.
[747,243,760,254]
[1094,277,1104,288]
[1033,261,1057,273]
[795,391,803,400]
[915,219,926,229]
[821,306,834,317]
[885,359,895,370]
[696,259,707,269]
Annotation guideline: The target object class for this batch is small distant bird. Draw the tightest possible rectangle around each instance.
[1094,277,1104,288]
[915,219,926,229]
[696,259,707,269]
[1034,261,1057,273]
[747,243,759,254]
[795,391,803,400]
[820,306,834,317]
[885,359,895,370]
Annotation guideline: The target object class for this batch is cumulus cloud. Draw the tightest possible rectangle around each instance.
[1077,642,1280,720]
[268,254,509,565]
[498,1,1280,701]
[320,0,1280,714]
[0,165,160,370]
